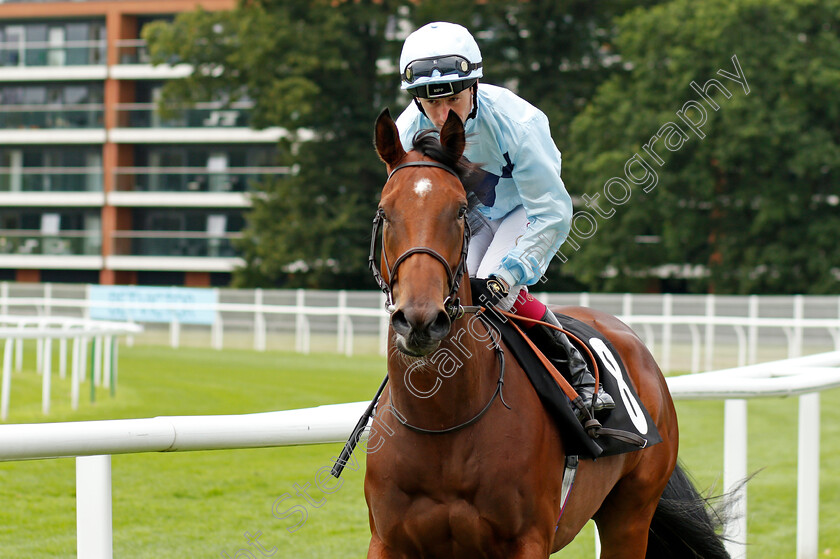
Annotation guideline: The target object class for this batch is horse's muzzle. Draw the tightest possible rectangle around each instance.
[391,307,452,356]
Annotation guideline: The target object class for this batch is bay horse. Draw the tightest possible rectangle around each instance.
[362,108,729,559]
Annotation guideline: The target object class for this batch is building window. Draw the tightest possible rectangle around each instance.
[0,209,101,256]
[0,20,105,67]
[0,82,104,128]
[0,146,103,192]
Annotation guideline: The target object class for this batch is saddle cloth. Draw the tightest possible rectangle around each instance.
[469,279,662,459]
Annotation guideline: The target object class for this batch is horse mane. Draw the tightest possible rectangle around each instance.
[411,129,479,185]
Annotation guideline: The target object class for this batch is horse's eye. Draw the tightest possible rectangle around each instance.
[457,206,467,219]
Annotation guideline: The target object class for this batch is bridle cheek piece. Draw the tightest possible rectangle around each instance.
[369,161,471,320]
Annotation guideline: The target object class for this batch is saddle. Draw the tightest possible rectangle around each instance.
[469,279,661,459]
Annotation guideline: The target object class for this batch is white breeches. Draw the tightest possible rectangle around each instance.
[466,205,529,310]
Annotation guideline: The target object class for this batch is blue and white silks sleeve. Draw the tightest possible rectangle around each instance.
[493,113,572,287]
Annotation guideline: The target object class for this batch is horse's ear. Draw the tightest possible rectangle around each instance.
[374,108,406,169]
[439,110,466,161]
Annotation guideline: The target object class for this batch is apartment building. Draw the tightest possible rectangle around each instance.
[0,0,288,286]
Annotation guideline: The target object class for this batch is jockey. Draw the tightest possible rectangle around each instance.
[396,21,614,419]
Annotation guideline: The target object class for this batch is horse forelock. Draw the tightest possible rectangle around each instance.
[411,129,478,186]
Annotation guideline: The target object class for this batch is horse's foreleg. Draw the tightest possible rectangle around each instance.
[509,533,553,559]
[367,535,400,559]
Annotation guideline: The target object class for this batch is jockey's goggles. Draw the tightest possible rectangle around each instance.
[401,54,482,85]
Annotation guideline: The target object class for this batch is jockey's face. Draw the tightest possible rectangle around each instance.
[418,89,473,129]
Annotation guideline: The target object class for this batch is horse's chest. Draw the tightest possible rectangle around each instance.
[377,460,533,549]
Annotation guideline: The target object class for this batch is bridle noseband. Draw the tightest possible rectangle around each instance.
[369,160,471,320]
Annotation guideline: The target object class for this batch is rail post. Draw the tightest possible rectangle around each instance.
[723,398,748,559]
[797,392,820,559]
[212,288,223,350]
[748,295,759,364]
[662,294,673,373]
[42,338,52,415]
[254,288,266,352]
[76,455,113,559]
[1,338,13,421]
[705,294,716,371]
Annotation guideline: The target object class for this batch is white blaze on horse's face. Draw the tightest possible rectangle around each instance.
[413,178,433,198]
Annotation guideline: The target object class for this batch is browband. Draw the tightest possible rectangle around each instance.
[388,160,460,182]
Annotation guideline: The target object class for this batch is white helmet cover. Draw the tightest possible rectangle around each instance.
[399,22,483,93]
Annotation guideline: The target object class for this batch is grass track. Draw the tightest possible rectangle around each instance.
[0,345,837,557]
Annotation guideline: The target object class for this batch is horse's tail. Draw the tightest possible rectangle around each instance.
[646,462,732,559]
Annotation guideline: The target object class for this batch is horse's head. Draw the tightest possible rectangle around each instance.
[372,108,471,357]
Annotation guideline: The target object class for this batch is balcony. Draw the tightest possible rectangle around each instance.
[0,168,103,192]
[113,167,287,193]
[111,39,192,80]
[0,230,101,264]
[0,105,106,143]
[0,104,105,129]
[0,168,104,205]
[109,102,286,143]
[115,102,253,128]
[0,41,107,81]
[112,231,241,258]
[107,166,286,208]
[0,230,100,256]
[107,231,244,272]
[0,40,106,67]
[115,39,151,65]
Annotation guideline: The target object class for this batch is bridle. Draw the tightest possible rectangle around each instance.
[362,159,509,437]
[369,160,471,320]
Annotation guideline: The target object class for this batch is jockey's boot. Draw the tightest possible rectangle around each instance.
[529,309,615,422]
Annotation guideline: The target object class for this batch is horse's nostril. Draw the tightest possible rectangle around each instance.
[391,310,411,337]
[427,310,452,341]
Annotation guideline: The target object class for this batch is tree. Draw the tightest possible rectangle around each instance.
[563,0,840,294]
[145,0,404,288]
[395,0,666,291]
[144,0,668,289]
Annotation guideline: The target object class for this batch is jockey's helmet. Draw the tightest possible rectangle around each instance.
[400,22,483,99]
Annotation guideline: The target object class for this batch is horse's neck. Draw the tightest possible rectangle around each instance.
[387,312,498,424]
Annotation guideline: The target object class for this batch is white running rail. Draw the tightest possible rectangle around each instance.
[1,285,838,370]
[0,352,838,558]
[0,315,143,420]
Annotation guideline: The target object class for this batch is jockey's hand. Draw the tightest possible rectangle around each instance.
[486,275,510,302]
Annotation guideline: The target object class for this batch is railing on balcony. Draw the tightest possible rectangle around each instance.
[114,102,253,128]
[114,39,150,65]
[0,230,101,256]
[0,104,104,129]
[0,40,107,67]
[0,168,103,192]
[112,167,288,193]
[111,231,242,258]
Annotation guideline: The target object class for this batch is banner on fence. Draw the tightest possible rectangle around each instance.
[89,286,217,325]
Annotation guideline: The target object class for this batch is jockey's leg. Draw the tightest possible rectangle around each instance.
[512,291,615,420]
[469,205,613,418]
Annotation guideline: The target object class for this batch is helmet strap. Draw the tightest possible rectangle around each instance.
[467,82,478,121]
[413,96,427,119]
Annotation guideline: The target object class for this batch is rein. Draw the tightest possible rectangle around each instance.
[387,309,510,435]
[370,159,500,435]
[330,306,503,478]
[369,160,471,319]
[499,309,648,448]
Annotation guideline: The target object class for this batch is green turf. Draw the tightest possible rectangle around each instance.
[0,345,838,558]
